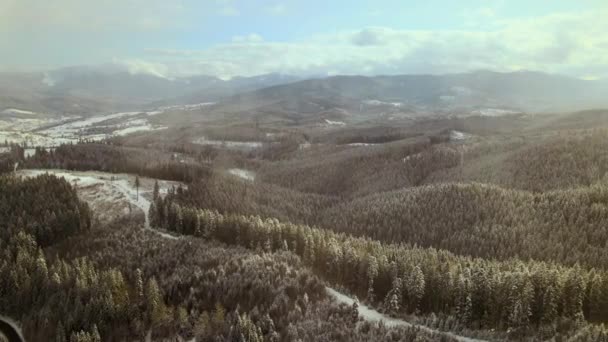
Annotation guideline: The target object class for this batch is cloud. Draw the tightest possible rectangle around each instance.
[130,10,608,80]
[115,59,171,79]
[218,6,240,16]
[3,2,608,80]
[216,0,240,16]
[351,27,390,46]
[232,33,264,43]
[265,3,287,15]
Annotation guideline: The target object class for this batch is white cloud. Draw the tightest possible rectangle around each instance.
[216,0,240,16]
[149,9,605,79]
[115,59,171,79]
[232,33,264,43]
[218,6,240,16]
[265,3,287,15]
[3,2,608,80]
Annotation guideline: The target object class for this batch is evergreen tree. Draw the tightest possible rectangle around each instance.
[152,180,160,200]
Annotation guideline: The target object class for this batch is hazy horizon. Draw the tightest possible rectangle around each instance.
[2,0,608,79]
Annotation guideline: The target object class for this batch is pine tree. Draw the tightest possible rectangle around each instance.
[351,297,360,323]
[366,256,379,302]
[91,325,101,342]
[145,277,165,325]
[194,311,210,337]
[212,302,226,330]
[56,321,67,342]
[384,277,402,314]
[135,268,144,304]
[152,180,160,200]
[134,176,140,201]
[404,265,425,313]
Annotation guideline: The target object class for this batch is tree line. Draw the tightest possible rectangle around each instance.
[24,143,211,183]
[151,192,608,340]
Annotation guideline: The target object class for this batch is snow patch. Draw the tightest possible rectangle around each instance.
[299,142,311,150]
[450,130,472,141]
[347,143,376,147]
[362,100,403,107]
[2,108,36,115]
[472,108,521,117]
[228,168,255,181]
[158,102,215,112]
[324,119,346,126]
[192,137,263,150]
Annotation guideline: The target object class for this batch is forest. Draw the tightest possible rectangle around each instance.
[4,110,608,341]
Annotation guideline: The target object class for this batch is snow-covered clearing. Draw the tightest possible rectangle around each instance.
[192,137,263,151]
[450,130,473,141]
[472,108,521,117]
[326,287,486,342]
[0,109,170,148]
[347,142,376,147]
[2,108,36,115]
[362,100,403,107]
[17,169,181,240]
[158,102,215,112]
[228,168,256,181]
[324,119,346,126]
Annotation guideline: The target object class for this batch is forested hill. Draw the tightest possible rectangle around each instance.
[0,174,91,246]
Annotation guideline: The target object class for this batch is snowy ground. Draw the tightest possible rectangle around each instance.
[17,169,181,239]
[471,108,521,117]
[0,107,174,148]
[347,142,376,147]
[157,102,215,112]
[227,168,256,181]
[450,130,473,141]
[362,99,404,107]
[324,119,346,126]
[326,287,485,342]
[192,137,263,151]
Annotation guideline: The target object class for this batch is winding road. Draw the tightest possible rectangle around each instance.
[12,169,486,341]
[326,288,487,342]
[0,316,24,342]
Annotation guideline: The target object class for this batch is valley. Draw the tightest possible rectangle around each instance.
[3,70,608,342]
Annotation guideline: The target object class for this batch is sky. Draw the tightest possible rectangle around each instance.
[1,0,608,79]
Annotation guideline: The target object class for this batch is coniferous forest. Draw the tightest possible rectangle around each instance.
[4,112,608,341]
[9,2,608,340]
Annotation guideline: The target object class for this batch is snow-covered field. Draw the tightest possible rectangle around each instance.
[228,168,256,181]
[0,109,168,148]
[450,130,473,141]
[158,102,215,112]
[17,169,182,239]
[324,119,346,126]
[192,137,263,151]
[472,108,521,117]
[362,100,404,107]
[2,108,36,115]
[347,142,376,147]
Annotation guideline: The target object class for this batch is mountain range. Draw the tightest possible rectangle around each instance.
[1,67,607,118]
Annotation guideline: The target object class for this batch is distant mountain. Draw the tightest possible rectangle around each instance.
[0,66,301,116]
[204,70,608,125]
[2,68,606,120]
[155,72,301,107]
